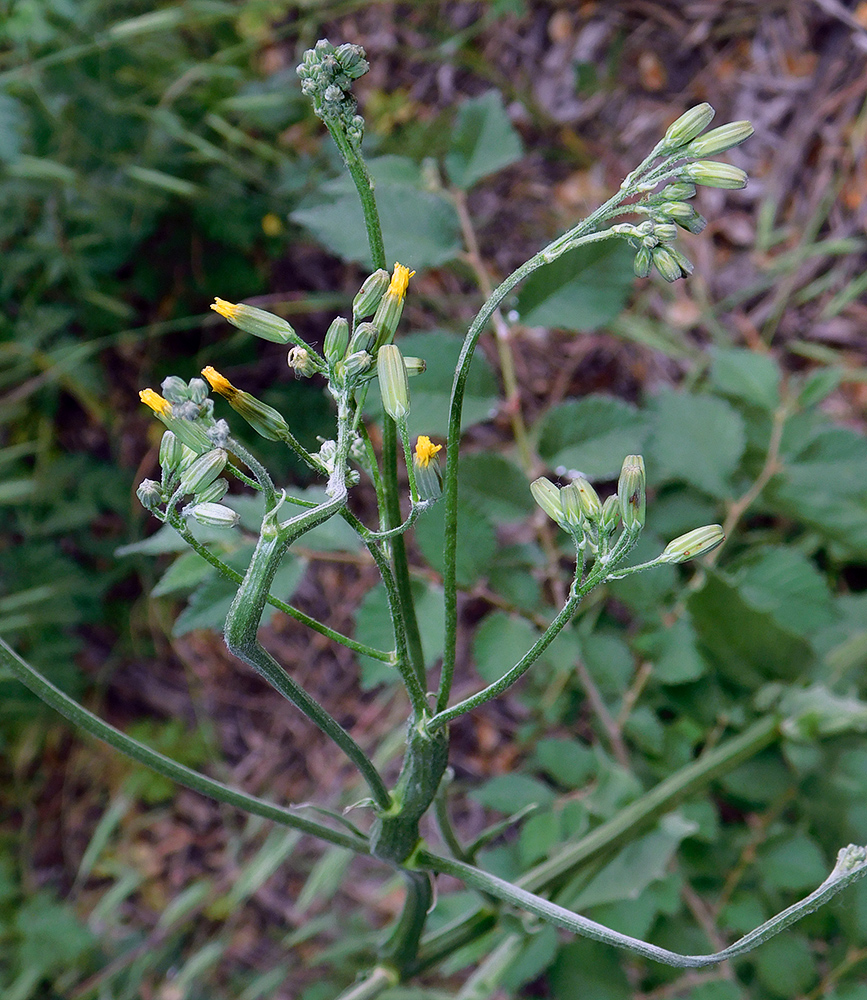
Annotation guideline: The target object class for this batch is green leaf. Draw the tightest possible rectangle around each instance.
[459,453,535,523]
[151,551,215,597]
[535,738,596,789]
[515,240,635,331]
[761,832,828,892]
[580,631,633,696]
[444,90,523,190]
[16,892,96,974]
[647,391,746,497]
[754,933,817,997]
[550,938,631,1000]
[472,611,540,683]
[709,346,781,412]
[470,774,555,812]
[557,813,696,911]
[290,155,461,268]
[0,93,25,164]
[688,572,814,686]
[414,496,497,588]
[636,614,708,685]
[536,395,647,479]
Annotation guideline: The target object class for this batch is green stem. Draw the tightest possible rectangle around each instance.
[438,226,624,713]
[417,842,867,968]
[382,870,433,974]
[0,637,368,853]
[334,967,397,1000]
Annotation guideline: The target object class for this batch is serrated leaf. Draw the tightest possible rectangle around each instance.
[290,155,461,268]
[445,90,523,190]
[647,391,745,497]
[536,395,647,479]
[709,346,781,411]
[515,241,635,331]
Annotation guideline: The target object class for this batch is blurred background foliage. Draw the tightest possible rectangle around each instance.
[2,1,867,998]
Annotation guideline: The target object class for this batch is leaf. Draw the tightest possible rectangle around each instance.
[558,813,696,911]
[472,611,540,683]
[0,93,25,164]
[647,391,746,497]
[636,614,708,685]
[444,90,523,190]
[754,934,817,997]
[515,241,635,331]
[709,346,781,412]
[151,551,215,597]
[688,572,813,686]
[761,833,828,891]
[470,774,556,812]
[535,738,596,789]
[458,453,535,523]
[536,395,647,479]
[290,155,462,268]
[367,329,499,438]
[414,495,497,588]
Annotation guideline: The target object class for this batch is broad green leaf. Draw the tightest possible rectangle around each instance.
[375,329,499,438]
[754,933,817,997]
[414,496,496,588]
[647,391,746,497]
[636,614,708,685]
[536,395,647,479]
[290,155,461,268]
[151,551,215,597]
[580,631,633,695]
[688,572,813,686]
[732,547,838,637]
[761,832,828,891]
[557,813,696,911]
[550,938,631,1000]
[606,531,676,620]
[535,738,596,789]
[458,453,535,523]
[472,610,539,683]
[470,774,555,812]
[709,346,781,411]
[515,240,635,331]
[445,90,523,190]
[16,893,96,974]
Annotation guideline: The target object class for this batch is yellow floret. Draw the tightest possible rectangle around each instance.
[139,388,172,417]
[388,262,415,301]
[414,435,442,468]
[210,298,241,321]
[201,366,238,400]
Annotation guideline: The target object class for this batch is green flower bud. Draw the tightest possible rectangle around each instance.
[634,246,652,278]
[188,502,240,528]
[573,476,602,521]
[661,524,724,563]
[161,376,190,403]
[196,477,229,504]
[652,223,679,244]
[348,320,379,355]
[657,182,697,201]
[600,494,620,534]
[323,316,350,365]
[188,378,208,405]
[377,344,410,421]
[413,436,443,501]
[137,479,163,512]
[159,431,183,473]
[530,477,567,528]
[334,350,373,385]
[665,244,695,276]
[402,356,426,376]
[685,120,754,157]
[211,298,299,345]
[681,161,748,190]
[559,483,583,529]
[287,346,318,378]
[139,388,214,454]
[663,103,715,149]
[652,245,687,282]
[352,269,391,320]
[617,455,646,531]
[178,448,227,498]
[658,202,707,234]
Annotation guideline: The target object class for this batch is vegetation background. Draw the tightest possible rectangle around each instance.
[2,1,867,998]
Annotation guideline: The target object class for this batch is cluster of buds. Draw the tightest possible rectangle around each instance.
[531,455,724,570]
[296,40,369,146]
[625,104,753,282]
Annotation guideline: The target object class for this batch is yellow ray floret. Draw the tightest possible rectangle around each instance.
[201,366,238,401]
[210,298,241,322]
[414,435,442,468]
[388,262,415,301]
[139,388,172,417]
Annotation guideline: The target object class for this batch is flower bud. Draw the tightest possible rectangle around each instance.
[372,262,414,350]
[334,350,373,385]
[402,356,426,376]
[652,223,679,244]
[573,476,602,521]
[201,366,292,442]
[652,246,686,282]
[196,477,229,504]
[657,182,697,201]
[663,103,715,149]
[159,431,183,473]
[377,344,410,421]
[139,388,214,454]
[617,455,646,531]
[559,483,584,529]
[681,161,748,190]
[530,477,567,528]
[685,120,754,157]
[188,378,208,405]
[413,435,443,501]
[323,316,350,364]
[348,320,379,355]
[658,202,707,234]
[352,268,390,320]
[161,376,190,403]
[177,448,227,498]
[211,298,299,345]
[287,347,318,378]
[634,246,652,278]
[136,479,163,512]
[661,524,725,563]
[600,494,620,534]
[188,502,240,529]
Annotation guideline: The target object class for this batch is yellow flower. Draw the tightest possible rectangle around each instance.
[210,297,241,322]
[139,388,172,417]
[414,435,442,468]
[388,262,415,300]
[201,366,238,400]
